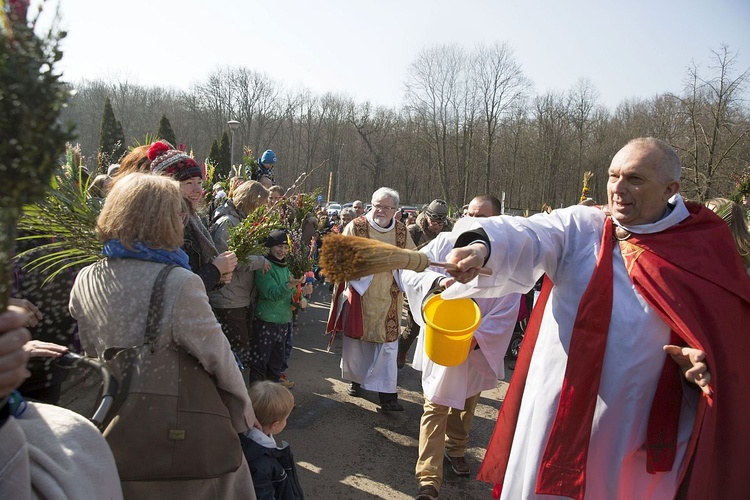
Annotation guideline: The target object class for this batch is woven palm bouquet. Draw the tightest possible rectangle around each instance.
[228,205,284,262]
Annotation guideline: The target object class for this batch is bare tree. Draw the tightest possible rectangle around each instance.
[405,44,466,202]
[471,42,529,194]
[672,45,750,200]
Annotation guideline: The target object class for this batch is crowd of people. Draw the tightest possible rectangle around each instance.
[2,137,749,499]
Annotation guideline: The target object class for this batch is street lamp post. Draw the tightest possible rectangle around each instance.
[336,142,344,200]
[227,120,240,172]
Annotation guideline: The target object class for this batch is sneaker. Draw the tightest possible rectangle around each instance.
[415,484,439,499]
[347,382,362,397]
[444,453,470,476]
[397,351,407,369]
[277,374,295,389]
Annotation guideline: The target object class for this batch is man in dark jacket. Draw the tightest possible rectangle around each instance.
[399,199,453,368]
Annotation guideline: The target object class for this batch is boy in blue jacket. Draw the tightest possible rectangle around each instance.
[241,380,304,500]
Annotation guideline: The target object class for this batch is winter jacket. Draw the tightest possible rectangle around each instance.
[209,200,268,309]
[240,433,304,500]
[254,261,294,324]
[183,215,221,292]
[69,258,255,499]
[407,212,453,249]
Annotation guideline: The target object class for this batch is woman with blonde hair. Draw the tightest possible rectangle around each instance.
[210,180,272,384]
[69,173,257,499]
[706,197,750,273]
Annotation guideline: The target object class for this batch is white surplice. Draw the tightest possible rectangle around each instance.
[443,197,697,499]
[400,232,520,409]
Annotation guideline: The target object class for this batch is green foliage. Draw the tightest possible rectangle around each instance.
[218,131,231,177]
[286,239,315,279]
[731,167,750,204]
[290,190,321,227]
[15,164,102,284]
[228,205,284,262]
[1,1,75,310]
[98,97,125,170]
[282,189,321,277]
[241,146,258,180]
[0,2,75,209]
[157,114,176,146]
[130,133,159,149]
[209,139,221,167]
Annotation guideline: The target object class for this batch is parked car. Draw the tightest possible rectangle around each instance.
[400,205,418,218]
[327,203,342,215]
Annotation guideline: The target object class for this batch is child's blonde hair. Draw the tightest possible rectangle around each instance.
[249,380,295,426]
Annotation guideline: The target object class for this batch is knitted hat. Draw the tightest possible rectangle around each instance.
[265,229,289,248]
[260,149,277,165]
[425,199,449,220]
[148,141,203,181]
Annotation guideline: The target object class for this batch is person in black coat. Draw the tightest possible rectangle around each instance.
[240,381,304,500]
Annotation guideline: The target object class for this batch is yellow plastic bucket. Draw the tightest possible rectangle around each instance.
[422,295,481,367]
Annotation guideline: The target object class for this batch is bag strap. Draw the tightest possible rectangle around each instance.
[102,264,178,428]
[144,264,178,349]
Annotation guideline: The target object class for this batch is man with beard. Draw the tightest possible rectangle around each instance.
[326,187,416,411]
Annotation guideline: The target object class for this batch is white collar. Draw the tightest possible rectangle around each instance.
[365,210,394,233]
[245,427,279,449]
[615,194,689,234]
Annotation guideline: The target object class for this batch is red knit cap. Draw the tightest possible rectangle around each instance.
[148,141,202,181]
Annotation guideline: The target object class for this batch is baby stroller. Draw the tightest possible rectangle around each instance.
[506,288,536,360]
[56,351,118,429]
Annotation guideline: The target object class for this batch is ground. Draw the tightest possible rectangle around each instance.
[60,285,511,499]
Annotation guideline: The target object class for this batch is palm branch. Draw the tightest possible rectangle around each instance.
[15,166,102,284]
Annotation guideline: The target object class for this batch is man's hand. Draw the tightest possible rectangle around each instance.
[438,277,455,289]
[0,307,32,398]
[445,242,488,283]
[9,298,43,327]
[663,345,711,395]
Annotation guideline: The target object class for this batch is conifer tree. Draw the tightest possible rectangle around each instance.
[98,98,126,169]
[156,114,176,146]
[217,131,232,177]
[208,139,221,166]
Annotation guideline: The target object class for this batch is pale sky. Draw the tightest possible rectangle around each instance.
[46,0,750,110]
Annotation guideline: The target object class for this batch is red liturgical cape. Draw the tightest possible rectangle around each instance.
[478,203,750,500]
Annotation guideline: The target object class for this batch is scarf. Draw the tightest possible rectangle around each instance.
[535,218,614,498]
[102,240,190,269]
[536,200,690,498]
[186,213,218,263]
[266,253,287,267]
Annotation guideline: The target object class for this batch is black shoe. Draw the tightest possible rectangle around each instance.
[378,400,404,412]
[347,382,361,397]
[415,484,438,499]
[444,453,471,476]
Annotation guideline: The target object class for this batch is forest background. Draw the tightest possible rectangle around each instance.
[62,43,750,211]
